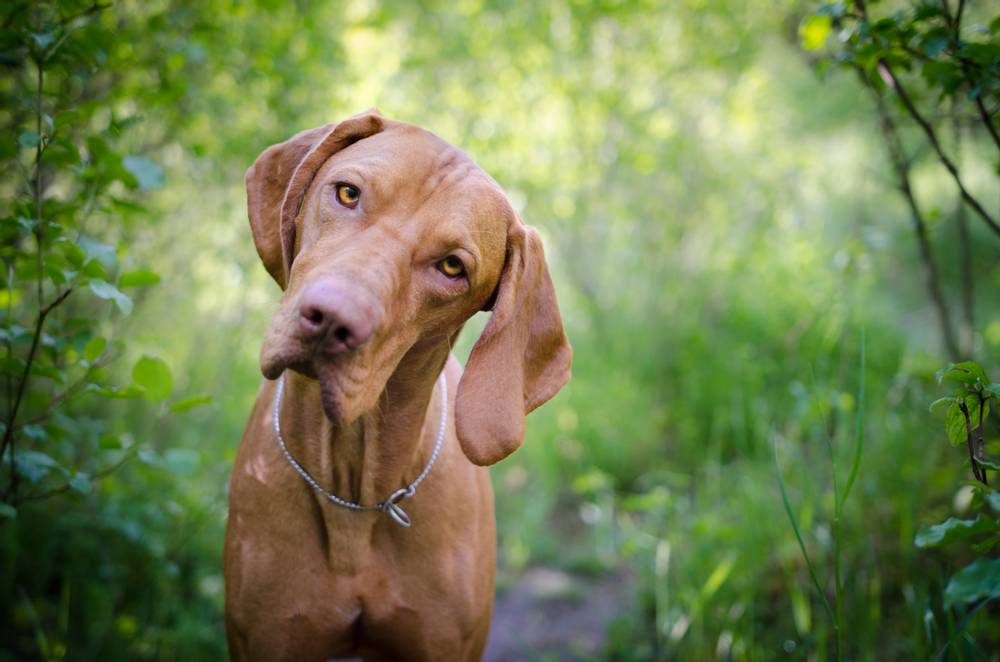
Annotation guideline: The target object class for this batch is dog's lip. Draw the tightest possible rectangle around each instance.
[269,355,349,424]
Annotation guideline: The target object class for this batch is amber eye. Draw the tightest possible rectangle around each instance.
[437,255,465,278]
[335,183,360,208]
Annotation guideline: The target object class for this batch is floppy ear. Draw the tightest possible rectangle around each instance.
[455,221,572,466]
[245,109,385,288]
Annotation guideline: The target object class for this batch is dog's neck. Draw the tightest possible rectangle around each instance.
[277,343,450,509]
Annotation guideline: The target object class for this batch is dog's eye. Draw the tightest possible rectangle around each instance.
[437,256,465,278]
[335,184,360,209]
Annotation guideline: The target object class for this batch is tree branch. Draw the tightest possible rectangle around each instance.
[17,450,131,504]
[0,289,72,467]
[856,67,962,360]
[874,62,1000,237]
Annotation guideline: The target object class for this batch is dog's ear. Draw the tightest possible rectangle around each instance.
[455,220,572,466]
[245,109,385,288]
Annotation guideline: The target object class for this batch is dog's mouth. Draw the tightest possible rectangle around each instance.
[262,347,356,423]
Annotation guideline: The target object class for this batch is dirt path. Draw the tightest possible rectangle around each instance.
[484,567,632,661]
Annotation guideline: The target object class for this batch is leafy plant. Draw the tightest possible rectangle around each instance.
[800,0,1000,360]
[773,332,866,662]
[931,361,999,484]
[918,360,999,655]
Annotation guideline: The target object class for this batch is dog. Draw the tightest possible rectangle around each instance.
[224,109,571,661]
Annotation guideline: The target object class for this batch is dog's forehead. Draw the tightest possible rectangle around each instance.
[326,125,510,220]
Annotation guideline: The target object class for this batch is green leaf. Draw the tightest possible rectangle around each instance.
[92,384,146,400]
[977,457,1000,472]
[929,396,956,412]
[921,28,950,57]
[69,473,92,495]
[946,402,968,447]
[78,236,117,270]
[89,279,133,315]
[915,515,1000,548]
[99,433,123,449]
[132,356,173,401]
[945,396,990,447]
[168,394,213,413]
[987,384,1000,400]
[800,14,832,51]
[30,32,55,50]
[988,491,1000,514]
[14,450,60,483]
[118,270,160,288]
[122,156,164,190]
[937,361,989,386]
[83,336,106,362]
[29,362,65,383]
[0,502,16,519]
[164,448,199,475]
[944,557,1000,608]
[18,131,40,148]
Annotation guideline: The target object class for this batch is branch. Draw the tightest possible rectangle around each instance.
[856,67,962,360]
[971,94,1000,152]
[17,450,131,504]
[873,64,1000,237]
[958,401,984,484]
[0,289,73,464]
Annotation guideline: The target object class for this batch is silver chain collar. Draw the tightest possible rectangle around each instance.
[272,372,447,527]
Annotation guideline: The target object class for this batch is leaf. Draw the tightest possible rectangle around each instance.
[816,3,845,19]
[89,279,133,315]
[99,433,123,449]
[989,491,1000,514]
[83,336,106,362]
[14,450,60,483]
[944,557,1000,608]
[915,515,1000,548]
[937,361,989,386]
[0,502,15,519]
[921,28,950,57]
[78,236,117,270]
[800,14,832,51]
[122,156,164,190]
[987,384,1000,400]
[132,356,173,401]
[69,473,92,495]
[929,396,956,412]
[168,394,213,413]
[977,457,1000,472]
[118,270,160,288]
[93,384,146,400]
[29,361,65,383]
[945,402,968,447]
[18,132,40,148]
[945,397,990,447]
[164,448,199,475]
[30,32,55,50]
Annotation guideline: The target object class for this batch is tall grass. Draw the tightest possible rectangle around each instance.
[773,330,866,661]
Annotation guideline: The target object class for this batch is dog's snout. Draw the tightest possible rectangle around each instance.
[297,279,376,353]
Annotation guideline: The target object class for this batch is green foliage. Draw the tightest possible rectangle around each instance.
[0,1,216,659]
[944,557,1000,608]
[0,0,998,660]
[912,361,1000,654]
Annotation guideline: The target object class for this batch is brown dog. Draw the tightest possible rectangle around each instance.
[224,110,571,661]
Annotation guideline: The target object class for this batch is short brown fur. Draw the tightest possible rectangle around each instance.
[225,110,571,661]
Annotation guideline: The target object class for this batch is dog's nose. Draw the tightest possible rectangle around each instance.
[297,280,376,353]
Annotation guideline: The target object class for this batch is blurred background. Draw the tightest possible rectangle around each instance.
[1,0,998,659]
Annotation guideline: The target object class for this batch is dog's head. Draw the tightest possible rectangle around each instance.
[246,110,571,466]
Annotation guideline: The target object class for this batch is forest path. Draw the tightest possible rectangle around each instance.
[484,567,633,661]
